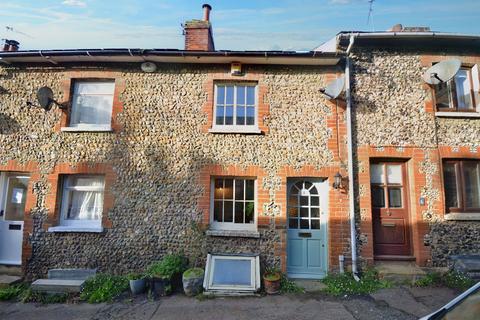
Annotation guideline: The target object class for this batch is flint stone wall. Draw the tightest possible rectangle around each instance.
[0,63,335,277]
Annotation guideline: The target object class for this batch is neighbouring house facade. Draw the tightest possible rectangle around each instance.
[0,5,479,280]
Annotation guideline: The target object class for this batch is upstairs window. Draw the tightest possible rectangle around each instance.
[211,177,256,231]
[435,66,479,112]
[69,81,115,129]
[443,160,480,213]
[212,83,259,133]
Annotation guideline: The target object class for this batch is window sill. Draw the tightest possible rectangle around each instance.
[444,213,480,221]
[206,229,260,238]
[435,112,480,118]
[61,127,112,132]
[47,226,104,233]
[209,127,262,135]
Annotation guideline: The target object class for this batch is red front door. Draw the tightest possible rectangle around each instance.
[371,162,411,257]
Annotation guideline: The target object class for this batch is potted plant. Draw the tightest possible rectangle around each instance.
[182,268,204,296]
[147,254,188,297]
[263,268,282,294]
[127,273,146,295]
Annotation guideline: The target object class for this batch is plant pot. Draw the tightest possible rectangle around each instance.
[129,279,146,295]
[182,268,204,296]
[150,277,172,297]
[263,273,281,295]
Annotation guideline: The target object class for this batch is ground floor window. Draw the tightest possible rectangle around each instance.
[211,177,256,231]
[443,160,480,213]
[59,175,105,228]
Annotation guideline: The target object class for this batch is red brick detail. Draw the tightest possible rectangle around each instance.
[201,71,270,134]
[0,160,40,272]
[44,163,116,230]
[56,71,126,132]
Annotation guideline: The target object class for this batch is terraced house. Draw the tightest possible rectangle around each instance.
[0,5,479,284]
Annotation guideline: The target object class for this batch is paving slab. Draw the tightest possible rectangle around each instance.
[293,279,327,292]
[370,287,431,318]
[0,275,22,288]
[406,286,458,310]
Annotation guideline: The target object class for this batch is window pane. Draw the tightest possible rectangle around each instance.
[455,69,474,110]
[214,179,223,199]
[288,196,298,207]
[464,162,480,208]
[71,95,113,126]
[216,106,224,125]
[387,165,402,184]
[245,180,254,200]
[226,86,234,105]
[372,187,385,208]
[246,86,255,105]
[225,106,234,125]
[67,190,103,220]
[311,208,319,218]
[235,179,244,200]
[212,259,251,286]
[443,163,459,208]
[245,202,254,223]
[216,86,225,104]
[388,188,402,208]
[237,86,245,105]
[224,179,233,199]
[236,106,245,125]
[311,219,320,230]
[300,207,308,217]
[246,107,255,125]
[75,82,114,95]
[235,202,244,223]
[435,81,452,109]
[311,196,319,206]
[224,201,233,222]
[289,218,298,229]
[370,164,384,184]
[288,207,298,218]
[300,219,309,229]
[69,176,104,188]
[214,201,223,222]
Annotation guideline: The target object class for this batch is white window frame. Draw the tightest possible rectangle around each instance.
[66,80,115,131]
[435,64,480,118]
[203,254,260,293]
[58,175,104,229]
[210,83,261,134]
[209,177,257,232]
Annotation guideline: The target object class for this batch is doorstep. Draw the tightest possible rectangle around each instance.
[0,275,22,288]
[292,279,326,293]
[375,261,426,284]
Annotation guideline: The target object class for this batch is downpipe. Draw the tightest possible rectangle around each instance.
[345,35,360,281]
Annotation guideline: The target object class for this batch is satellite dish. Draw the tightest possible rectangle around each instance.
[320,76,345,99]
[141,62,157,73]
[36,86,54,111]
[422,59,461,85]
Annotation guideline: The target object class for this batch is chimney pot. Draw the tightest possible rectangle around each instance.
[202,4,212,21]
[2,39,19,51]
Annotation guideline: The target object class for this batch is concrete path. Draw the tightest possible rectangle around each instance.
[0,286,458,320]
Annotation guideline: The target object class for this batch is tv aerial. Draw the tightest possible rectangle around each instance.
[422,59,461,85]
[320,76,345,99]
[26,87,67,111]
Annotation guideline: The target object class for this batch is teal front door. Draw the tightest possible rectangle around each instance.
[287,179,328,279]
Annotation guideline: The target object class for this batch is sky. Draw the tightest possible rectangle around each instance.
[1,0,479,51]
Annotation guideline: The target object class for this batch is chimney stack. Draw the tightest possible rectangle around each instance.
[2,39,19,51]
[183,4,215,51]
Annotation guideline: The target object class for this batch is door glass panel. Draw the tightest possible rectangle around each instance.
[387,165,402,184]
[371,187,385,208]
[288,207,298,218]
[464,162,480,208]
[300,219,309,229]
[300,196,308,206]
[388,188,402,208]
[289,218,298,229]
[311,196,319,206]
[443,163,459,208]
[311,208,319,218]
[311,219,320,230]
[288,196,298,207]
[370,164,384,184]
[4,176,29,221]
[300,207,308,218]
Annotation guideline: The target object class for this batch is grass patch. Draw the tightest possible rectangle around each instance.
[322,269,391,296]
[280,275,304,294]
[80,274,129,303]
[0,284,27,301]
[414,270,476,291]
[183,268,204,279]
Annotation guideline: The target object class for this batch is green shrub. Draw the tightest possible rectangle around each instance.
[147,254,188,279]
[322,269,391,296]
[0,284,26,301]
[80,274,129,303]
[126,273,145,281]
[415,270,475,291]
[19,288,68,304]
